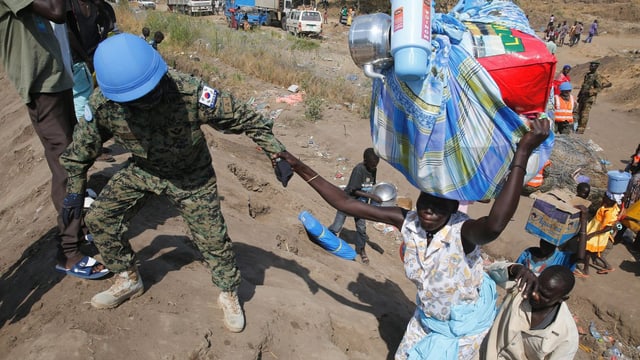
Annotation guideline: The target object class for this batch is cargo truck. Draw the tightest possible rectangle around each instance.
[225,0,299,28]
[167,0,213,15]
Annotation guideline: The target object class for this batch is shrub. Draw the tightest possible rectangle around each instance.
[304,95,323,122]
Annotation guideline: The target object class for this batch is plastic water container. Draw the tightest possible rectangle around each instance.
[607,170,632,194]
[390,0,432,81]
[299,211,323,237]
[298,211,357,260]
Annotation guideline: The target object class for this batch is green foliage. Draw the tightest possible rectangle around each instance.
[290,37,320,51]
[304,95,324,122]
[144,11,169,34]
[145,12,200,47]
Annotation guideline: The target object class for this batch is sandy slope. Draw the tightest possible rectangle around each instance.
[1,15,639,360]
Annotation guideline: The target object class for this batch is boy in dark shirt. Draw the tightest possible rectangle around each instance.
[328,148,382,264]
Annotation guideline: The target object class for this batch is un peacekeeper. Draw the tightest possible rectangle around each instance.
[576,60,611,134]
[59,33,288,333]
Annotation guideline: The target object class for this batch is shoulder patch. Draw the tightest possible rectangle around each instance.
[83,104,93,122]
[198,86,219,109]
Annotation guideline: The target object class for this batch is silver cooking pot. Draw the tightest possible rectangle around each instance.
[373,182,397,207]
[348,13,393,81]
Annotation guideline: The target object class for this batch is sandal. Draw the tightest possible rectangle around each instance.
[597,268,615,274]
[573,269,590,278]
[359,251,370,265]
[55,256,110,280]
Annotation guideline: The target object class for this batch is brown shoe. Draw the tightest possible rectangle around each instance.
[96,153,115,162]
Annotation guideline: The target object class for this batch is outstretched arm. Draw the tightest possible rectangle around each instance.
[460,115,551,252]
[276,151,406,229]
[201,90,285,159]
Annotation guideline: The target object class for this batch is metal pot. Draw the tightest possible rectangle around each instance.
[348,13,393,81]
[373,182,397,207]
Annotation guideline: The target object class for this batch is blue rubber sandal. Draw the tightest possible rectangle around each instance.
[55,256,109,280]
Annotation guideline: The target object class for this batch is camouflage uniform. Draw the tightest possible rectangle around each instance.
[576,70,611,133]
[60,69,285,291]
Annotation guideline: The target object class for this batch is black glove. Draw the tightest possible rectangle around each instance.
[274,158,293,187]
[62,193,84,227]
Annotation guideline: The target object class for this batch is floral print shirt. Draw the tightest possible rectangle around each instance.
[402,210,485,320]
[395,210,487,360]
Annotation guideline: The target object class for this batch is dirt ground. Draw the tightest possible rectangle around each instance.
[1,5,640,360]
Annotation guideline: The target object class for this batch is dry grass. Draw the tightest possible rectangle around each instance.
[113,6,370,118]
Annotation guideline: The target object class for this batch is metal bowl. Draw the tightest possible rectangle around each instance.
[373,182,397,206]
[348,13,393,70]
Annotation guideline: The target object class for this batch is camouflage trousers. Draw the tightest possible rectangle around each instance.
[555,121,575,135]
[85,163,241,292]
[576,97,595,133]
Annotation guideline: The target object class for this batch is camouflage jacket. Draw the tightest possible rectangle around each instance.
[61,69,286,194]
[578,71,611,99]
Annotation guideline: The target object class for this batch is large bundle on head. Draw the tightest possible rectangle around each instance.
[350,0,555,201]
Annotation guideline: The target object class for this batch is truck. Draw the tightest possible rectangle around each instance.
[225,0,299,28]
[226,7,269,29]
[167,0,213,15]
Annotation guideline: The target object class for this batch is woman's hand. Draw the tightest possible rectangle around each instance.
[272,151,302,170]
[519,114,551,154]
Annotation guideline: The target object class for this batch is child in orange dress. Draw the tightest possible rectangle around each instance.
[583,192,621,275]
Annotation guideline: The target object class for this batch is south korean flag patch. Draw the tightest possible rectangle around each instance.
[198,85,219,109]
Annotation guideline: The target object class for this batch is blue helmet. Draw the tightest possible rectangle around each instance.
[558,82,572,91]
[94,33,168,102]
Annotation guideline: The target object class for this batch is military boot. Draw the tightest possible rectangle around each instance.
[218,291,245,332]
[91,267,144,309]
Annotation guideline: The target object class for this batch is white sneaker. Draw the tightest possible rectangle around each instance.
[217,291,245,332]
[91,269,144,309]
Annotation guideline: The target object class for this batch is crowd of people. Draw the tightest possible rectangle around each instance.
[549,61,611,135]
[545,14,599,48]
[1,0,637,358]
[508,14,613,140]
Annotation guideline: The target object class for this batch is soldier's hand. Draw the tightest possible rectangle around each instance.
[274,151,303,170]
[62,193,84,227]
[273,157,293,187]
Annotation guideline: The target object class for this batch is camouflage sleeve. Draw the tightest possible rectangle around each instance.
[59,112,104,194]
[598,74,612,89]
[199,89,286,158]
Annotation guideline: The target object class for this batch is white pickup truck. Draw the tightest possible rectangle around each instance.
[138,0,156,9]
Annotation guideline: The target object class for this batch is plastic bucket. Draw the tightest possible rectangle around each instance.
[607,171,632,194]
